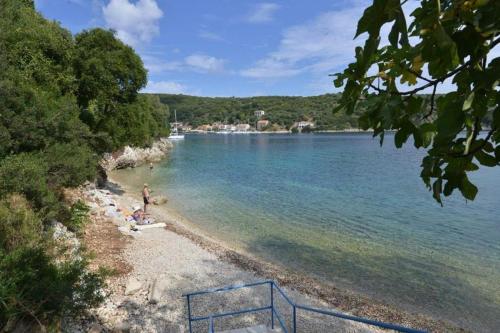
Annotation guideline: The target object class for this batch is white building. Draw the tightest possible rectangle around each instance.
[254,110,265,117]
[296,121,315,130]
[236,124,251,131]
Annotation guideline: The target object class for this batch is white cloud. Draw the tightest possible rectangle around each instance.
[185,54,225,73]
[198,30,224,42]
[142,80,188,94]
[240,58,302,78]
[240,5,367,80]
[246,3,280,23]
[142,54,183,74]
[102,0,163,46]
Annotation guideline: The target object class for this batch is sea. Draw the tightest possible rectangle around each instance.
[111,133,500,332]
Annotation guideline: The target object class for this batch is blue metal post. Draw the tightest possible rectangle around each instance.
[187,295,192,333]
[292,305,296,333]
[209,316,214,333]
[270,282,274,329]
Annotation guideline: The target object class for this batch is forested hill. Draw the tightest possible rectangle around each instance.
[154,93,363,130]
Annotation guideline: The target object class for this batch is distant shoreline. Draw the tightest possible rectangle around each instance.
[184,128,373,134]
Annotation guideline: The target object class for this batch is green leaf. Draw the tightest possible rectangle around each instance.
[419,123,436,148]
[462,92,474,111]
[459,176,478,201]
[436,93,465,142]
[432,179,443,205]
[475,150,498,167]
[395,127,410,148]
[355,0,400,38]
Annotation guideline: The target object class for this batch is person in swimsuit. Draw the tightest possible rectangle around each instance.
[142,184,150,213]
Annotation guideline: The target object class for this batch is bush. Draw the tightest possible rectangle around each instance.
[44,143,97,188]
[0,195,43,252]
[0,153,56,214]
[0,196,106,330]
[66,200,90,232]
[0,246,106,330]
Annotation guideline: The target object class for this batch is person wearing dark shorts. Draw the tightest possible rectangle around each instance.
[142,184,150,213]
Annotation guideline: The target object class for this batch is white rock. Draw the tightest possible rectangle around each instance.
[111,321,130,333]
[148,278,169,304]
[125,278,143,295]
[87,323,103,333]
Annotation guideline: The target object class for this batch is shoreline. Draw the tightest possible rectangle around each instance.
[96,174,465,333]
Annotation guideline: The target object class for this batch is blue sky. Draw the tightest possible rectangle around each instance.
[35,0,374,97]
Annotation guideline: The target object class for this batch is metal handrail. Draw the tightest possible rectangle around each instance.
[209,316,214,333]
[184,280,427,333]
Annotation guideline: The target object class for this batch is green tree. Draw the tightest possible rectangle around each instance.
[334,0,499,203]
[74,28,147,121]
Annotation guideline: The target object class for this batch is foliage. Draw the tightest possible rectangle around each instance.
[66,200,91,233]
[0,196,106,330]
[0,1,166,328]
[334,0,499,203]
[74,28,147,114]
[156,93,361,130]
[97,95,170,150]
[44,143,97,188]
[0,153,57,216]
[0,0,75,95]
[0,246,106,330]
[0,195,43,253]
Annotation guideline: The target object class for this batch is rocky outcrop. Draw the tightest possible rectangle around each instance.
[101,139,173,171]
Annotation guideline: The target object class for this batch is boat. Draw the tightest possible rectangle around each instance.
[168,110,185,140]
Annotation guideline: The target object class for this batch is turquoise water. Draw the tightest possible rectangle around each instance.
[113,133,500,331]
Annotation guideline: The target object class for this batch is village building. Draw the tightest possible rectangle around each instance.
[256,120,270,131]
[197,124,213,132]
[236,124,251,131]
[293,121,315,131]
[254,110,265,117]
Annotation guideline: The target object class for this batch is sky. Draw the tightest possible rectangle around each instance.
[35,0,383,97]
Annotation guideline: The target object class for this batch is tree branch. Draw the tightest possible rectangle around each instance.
[422,83,438,119]
[451,128,495,158]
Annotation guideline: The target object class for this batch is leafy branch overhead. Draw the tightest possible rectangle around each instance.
[334,0,499,204]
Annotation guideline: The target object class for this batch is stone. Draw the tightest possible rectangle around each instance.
[148,278,169,304]
[101,139,172,171]
[148,279,158,304]
[152,195,168,205]
[125,278,143,295]
[111,322,130,333]
[87,323,103,333]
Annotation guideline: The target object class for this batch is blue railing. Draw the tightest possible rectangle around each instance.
[183,280,427,333]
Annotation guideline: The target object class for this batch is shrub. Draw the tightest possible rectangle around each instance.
[44,143,97,188]
[0,196,106,330]
[0,153,56,215]
[0,246,106,330]
[67,200,90,232]
[0,195,43,252]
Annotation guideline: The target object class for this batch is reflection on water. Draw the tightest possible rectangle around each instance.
[112,133,500,332]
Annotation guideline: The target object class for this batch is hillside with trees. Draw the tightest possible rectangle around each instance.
[155,93,364,130]
[0,0,168,330]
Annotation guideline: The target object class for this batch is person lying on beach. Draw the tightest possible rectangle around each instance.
[132,208,144,222]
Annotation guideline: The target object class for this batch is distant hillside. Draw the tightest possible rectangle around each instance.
[151,93,363,130]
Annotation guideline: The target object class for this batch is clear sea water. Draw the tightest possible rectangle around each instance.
[112,133,500,331]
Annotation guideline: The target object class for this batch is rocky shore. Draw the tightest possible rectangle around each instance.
[101,139,173,171]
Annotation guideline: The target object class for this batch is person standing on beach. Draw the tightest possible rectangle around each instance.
[142,184,150,213]
[149,162,154,171]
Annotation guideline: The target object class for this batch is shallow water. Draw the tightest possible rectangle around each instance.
[112,133,500,331]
